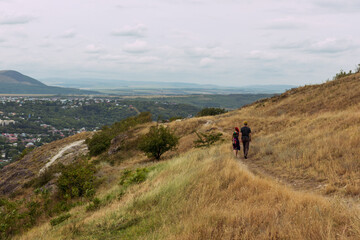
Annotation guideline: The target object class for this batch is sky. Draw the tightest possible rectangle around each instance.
[0,0,359,87]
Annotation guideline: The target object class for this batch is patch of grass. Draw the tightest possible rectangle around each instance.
[120,168,150,187]
[193,131,223,148]
[86,198,101,212]
[50,213,71,226]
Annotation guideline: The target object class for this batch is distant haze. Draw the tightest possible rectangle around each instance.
[0,0,359,86]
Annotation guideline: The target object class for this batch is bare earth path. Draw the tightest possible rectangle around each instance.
[38,140,85,175]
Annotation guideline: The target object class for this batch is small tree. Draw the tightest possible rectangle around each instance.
[193,132,223,148]
[138,125,179,160]
[57,161,97,199]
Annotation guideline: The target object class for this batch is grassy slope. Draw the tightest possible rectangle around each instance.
[17,74,360,239]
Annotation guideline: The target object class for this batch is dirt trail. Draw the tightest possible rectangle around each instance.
[214,123,360,208]
[38,140,85,175]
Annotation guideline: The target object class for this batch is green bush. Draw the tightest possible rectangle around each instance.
[138,125,179,160]
[86,197,101,212]
[0,198,22,238]
[120,168,149,187]
[16,147,35,161]
[56,161,97,199]
[196,107,226,117]
[86,112,152,156]
[86,133,112,156]
[50,213,71,226]
[193,132,223,148]
[169,116,183,122]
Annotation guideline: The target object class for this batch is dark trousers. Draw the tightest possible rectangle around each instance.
[242,140,250,157]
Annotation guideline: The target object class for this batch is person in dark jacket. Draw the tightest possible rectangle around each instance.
[241,121,251,159]
[232,127,240,157]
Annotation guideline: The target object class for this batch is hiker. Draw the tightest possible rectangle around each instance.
[241,121,251,159]
[232,127,240,157]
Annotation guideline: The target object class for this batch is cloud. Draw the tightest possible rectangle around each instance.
[312,0,360,12]
[99,54,159,64]
[264,17,306,30]
[0,14,35,25]
[273,38,358,54]
[187,46,230,58]
[111,24,147,37]
[200,58,215,67]
[123,40,149,53]
[59,29,77,39]
[85,44,105,54]
[116,3,157,9]
[306,38,357,54]
[272,40,310,50]
[248,50,279,60]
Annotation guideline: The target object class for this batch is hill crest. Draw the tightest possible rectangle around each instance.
[0,70,99,95]
[0,70,46,86]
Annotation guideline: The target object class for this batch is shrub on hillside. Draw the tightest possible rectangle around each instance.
[120,168,150,187]
[86,198,101,212]
[0,198,21,238]
[196,107,227,117]
[86,112,152,156]
[169,116,183,122]
[18,147,35,160]
[50,213,71,226]
[56,161,97,199]
[193,132,223,148]
[138,125,179,160]
[86,132,112,156]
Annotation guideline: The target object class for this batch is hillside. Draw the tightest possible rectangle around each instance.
[1,73,360,239]
[0,70,98,95]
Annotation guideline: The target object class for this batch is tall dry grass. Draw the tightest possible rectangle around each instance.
[19,144,360,239]
[14,73,360,239]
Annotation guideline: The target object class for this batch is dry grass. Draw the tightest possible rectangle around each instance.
[12,73,360,239]
[18,145,360,240]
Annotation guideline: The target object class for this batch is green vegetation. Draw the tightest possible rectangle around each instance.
[333,64,360,80]
[86,198,101,212]
[57,160,97,199]
[134,93,274,109]
[0,197,44,238]
[120,168,150,187]
[193,132,223,148]
[23,163,65,189]
[196,107,227,117]
[138,125,179,160]
[86,112,152,156]
[50,213,72,226]
[17,147,34,160]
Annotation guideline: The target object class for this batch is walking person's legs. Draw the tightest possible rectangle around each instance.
[243,141,249,159]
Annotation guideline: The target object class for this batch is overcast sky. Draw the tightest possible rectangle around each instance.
[0,0,359,86]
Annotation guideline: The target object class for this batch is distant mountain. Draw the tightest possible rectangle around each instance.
[42,77,296,94]
[0,70,99,95]
[42,78,219,89]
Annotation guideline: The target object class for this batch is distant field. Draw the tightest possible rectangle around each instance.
[128,93,274,109]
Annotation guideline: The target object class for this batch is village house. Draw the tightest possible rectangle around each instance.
[0,120,16,127]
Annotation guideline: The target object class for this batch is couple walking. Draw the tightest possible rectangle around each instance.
[232,121,251,159]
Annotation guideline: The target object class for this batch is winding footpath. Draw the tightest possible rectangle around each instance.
[38,140,85,175]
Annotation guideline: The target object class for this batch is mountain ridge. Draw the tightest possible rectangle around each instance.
[0,70,99,95]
